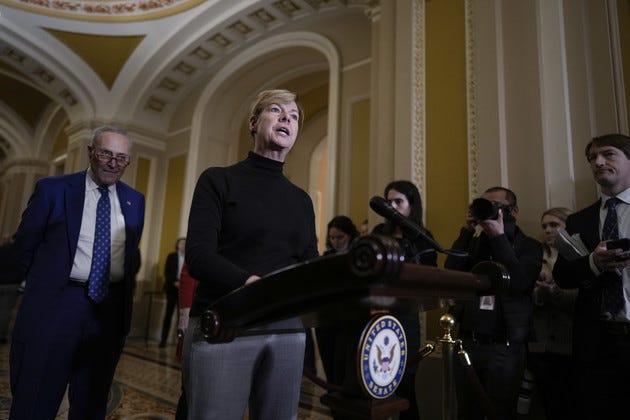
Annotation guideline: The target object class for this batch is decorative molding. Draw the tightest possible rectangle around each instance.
[272,0,303,17]
[0,0,206,22]
[139,1,371,116]
[465,0,479,199]
[146,96,166,112]
[208,33,233,49]
[189,46,213,61]
[364,0,380,22]
[249,8,277,25]
[411,0,425,197]
[174,61,195,76]
[59,89,78,106]
[228,20,254,37]
[157,77,181,92]
[5,48,26,64]
[0,45,81,113]
[33,67,55,84]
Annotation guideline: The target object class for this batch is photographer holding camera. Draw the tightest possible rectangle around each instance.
[445,186,542,420]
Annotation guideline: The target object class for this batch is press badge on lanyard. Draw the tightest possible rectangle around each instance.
[479,295,495,310]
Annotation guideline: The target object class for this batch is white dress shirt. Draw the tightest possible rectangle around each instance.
[70,171,126,283]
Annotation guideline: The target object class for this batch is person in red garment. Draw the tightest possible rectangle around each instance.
[175,262,198,420]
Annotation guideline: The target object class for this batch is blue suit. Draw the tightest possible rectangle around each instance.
[9,171,144,419]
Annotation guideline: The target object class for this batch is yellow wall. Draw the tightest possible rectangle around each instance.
[135,157,151,197]
[425,0,467,336]
[134,156,151,279]
[349,98,370,227]
[426,0,468,254]
[158,154,186,285]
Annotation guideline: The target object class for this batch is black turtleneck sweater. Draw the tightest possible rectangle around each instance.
[186,152,318,318]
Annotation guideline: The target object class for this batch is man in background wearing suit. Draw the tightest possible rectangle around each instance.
[160,237,185,348]
[553,133,630,419]
[9,126,145,419]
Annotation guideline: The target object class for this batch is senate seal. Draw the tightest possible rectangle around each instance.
[358,314,407,399]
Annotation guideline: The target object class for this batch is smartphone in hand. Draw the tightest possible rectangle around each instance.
[606,238,630,251]
[607,238,630,261]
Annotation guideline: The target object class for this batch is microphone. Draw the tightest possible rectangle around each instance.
[369,196,446,253]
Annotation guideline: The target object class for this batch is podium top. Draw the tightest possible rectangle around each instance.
[201,235,508,337]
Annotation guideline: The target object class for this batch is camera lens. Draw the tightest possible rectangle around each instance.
[470,198,499,220]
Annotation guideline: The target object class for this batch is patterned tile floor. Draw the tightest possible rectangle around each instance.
[0,337,333,419]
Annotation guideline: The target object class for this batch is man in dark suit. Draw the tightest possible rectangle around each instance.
[160,237,185,347]
[9,126,145,419]
[553,133,630,419]
[445,187,541,420]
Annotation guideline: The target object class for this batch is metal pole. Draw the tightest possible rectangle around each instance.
[439,314,457,420]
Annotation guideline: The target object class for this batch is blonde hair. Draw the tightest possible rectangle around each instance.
[248,89,304,138]
[541,206,574,255]
[541,207,573,223]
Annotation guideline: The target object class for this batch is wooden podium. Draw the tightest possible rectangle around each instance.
[201,235,508,419]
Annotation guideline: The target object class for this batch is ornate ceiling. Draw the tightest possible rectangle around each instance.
[2,0,207,22]
[0,0,371,163]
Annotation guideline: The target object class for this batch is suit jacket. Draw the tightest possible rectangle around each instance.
[552,200,612,362]
[13,171,145,339]
[163,251,180,295]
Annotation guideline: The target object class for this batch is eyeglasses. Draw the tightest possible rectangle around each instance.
[92,148,130,167]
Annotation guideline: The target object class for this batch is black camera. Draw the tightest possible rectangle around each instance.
[469,198,510,221]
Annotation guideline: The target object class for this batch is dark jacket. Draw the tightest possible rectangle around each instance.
[163,251,180,295]
[445,224,542,343]
[552,200,613,362]
[372,222,438,266]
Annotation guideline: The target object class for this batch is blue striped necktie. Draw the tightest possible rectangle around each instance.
[88,186,111,302]
[602,197,624,315]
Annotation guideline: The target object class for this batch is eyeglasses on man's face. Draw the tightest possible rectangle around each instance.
[91,147,131,167]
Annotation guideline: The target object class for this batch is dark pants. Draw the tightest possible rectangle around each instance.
[315,327,346,386]
[527,351,575,420]
[10,283,126,420]
[160,291,178,344]
[396,312,420,420]
[175,390,187,420]
[573,328,630,420]
[454,339,526,420]
[0,284,19,342]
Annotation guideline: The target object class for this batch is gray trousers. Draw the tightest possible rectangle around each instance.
[183,317,305,420]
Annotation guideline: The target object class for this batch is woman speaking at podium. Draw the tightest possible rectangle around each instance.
[183,89,319,420]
